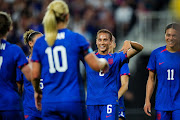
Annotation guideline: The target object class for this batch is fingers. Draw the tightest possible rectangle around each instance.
[144,106,151,116]
[119,48,123,52]
[35,99,42,111]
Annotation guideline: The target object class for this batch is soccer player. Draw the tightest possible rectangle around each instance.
[86,29,143,120]
[17,30,43,120]
[109,36,130,120]
[144,23,180,120]
[31,1,109,120]
[0,11,31,120]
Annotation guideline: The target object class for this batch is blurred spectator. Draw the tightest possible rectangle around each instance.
[115,0,133,37]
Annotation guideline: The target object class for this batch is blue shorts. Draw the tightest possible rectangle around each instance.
[156,110,180,120]
[118,111,125,119]
[0,110,24,120]
[42,102,87,120]
[87,104,118,120]
[24,115,42,120]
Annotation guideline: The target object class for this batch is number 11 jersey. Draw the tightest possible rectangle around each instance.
[147,46,180,111]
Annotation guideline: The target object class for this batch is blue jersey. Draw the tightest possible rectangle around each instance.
[31,28,91,104]
[16,67,41,118]
[118,63,130,112]
[0,39,28,110]
[86,52,128,105]
[147,46,180,111]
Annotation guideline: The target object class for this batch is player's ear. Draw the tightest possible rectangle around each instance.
[96,38,98,45]
[28,41,33,48]
[114,43,116,49]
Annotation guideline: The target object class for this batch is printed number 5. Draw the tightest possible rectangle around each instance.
[40,79,44,90]
[107,104,112,114]
[0,56,3,69]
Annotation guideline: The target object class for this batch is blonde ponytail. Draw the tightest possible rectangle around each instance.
[42,0,69,46]
[43,9,57,46]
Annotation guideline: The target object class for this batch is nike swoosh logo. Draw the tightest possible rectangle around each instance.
[159,62,164,65]
[106,115,112,118]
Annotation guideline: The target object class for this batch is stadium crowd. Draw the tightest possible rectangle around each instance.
[0,0,169,54]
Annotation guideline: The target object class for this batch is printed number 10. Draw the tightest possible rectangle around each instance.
[167,69,174,80]
[45,46,68,73]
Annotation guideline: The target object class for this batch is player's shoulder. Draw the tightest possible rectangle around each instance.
[151,46,166,54]
[69,29,85,39]
[112,51,124,56]
[36,35,45,44]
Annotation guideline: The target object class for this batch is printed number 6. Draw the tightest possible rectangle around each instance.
[99,70,104,76]
[107,104,112,114]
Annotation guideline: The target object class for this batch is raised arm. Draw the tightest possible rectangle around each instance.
[119,40,144,59]
[144,70,156,116]
[84,53,109,73]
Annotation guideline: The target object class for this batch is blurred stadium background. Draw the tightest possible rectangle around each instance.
[1,0,179,119]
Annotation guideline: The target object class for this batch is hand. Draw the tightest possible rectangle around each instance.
[144,101,152,116]
[119,40,132,54]
[99,58,109,74]
[34,91,42,111]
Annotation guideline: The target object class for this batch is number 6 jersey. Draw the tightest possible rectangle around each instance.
[31,28,92,103]
[147,46,180,111]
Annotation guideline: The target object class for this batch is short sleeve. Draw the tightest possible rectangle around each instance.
[31,40,40,63]
[16,67,23,82]
[118,52,128,63]
[147,50,156,72]
[77,34,92,57]
[13,45,28,69]
[120,63,130,76]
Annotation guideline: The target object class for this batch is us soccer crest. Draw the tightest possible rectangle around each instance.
[108,58,113,65]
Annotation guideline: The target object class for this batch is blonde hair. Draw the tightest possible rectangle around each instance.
[23,29,41,48]
[43,0,69,46]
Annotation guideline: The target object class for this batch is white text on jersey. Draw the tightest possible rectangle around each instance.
[57,32,65,40]
[0,43,6,50]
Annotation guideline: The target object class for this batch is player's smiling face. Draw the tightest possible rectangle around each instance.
[165,28,179,48]
[96,32,112,55]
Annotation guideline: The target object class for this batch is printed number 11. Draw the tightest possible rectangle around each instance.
[167,69,174,80]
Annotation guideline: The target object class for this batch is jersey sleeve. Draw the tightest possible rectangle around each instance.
[77,34,93,57]
[118,52,128,63]
[16,67,23,82]
[31,40,40,63]
[13,45,28,69]
[147,50,156,72]
[120,62,130,76]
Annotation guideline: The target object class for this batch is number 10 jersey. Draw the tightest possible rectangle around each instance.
[31,28,91,104]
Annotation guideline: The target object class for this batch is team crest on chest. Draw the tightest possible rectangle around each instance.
[108,58,113,65]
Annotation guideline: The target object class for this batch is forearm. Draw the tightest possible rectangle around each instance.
[32,77,41,93]
[31,62,41,93]
[145,75,156,103]
[118,75,129,99]
[129,41,144,52]
[85,53,108,72]
[21,65,31,82]
[123,40,143,58]
[118,84,128,99]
